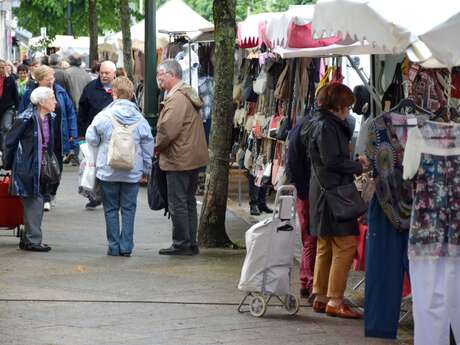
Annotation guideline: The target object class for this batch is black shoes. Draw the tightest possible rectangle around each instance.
[300,287,310,299]
[20,242,51,252]
[85,200,102,210]
[251,205,273,215]
[159,245,194,256]
[259,204,273,214]
[250,205,261,216]
[191,245,199,255]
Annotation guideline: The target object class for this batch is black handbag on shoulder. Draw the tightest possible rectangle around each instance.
[312,164,367,222]
[40,151,61,185]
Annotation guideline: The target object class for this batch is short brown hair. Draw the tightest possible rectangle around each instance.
[112,76,134,100]
[321,83,355,112]
[33,65,54,82]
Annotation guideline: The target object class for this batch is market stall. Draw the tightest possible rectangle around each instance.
[312,1,460,344]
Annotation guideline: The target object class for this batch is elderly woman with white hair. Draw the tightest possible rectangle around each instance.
[4,87,57,252]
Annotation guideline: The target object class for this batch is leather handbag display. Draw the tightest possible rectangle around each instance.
[312,164,367,222]
[274,62,290,100]
[253,69,268,95]
[381,63,405,111]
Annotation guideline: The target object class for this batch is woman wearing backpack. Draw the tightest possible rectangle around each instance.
[86,77,153,256]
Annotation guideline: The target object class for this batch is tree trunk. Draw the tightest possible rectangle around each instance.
[119,0,133,80]
[197,0,236,248]
[88,0,98,63]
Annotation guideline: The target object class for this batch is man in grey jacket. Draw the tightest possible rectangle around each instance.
[66,53,92,111]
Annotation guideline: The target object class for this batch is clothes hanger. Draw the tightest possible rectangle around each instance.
[389,99,433,127]
[390,98,433,116]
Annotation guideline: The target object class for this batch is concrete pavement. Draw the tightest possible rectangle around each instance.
[0,166,403,345]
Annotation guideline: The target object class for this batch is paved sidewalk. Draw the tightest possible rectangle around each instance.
[0,167,401,345]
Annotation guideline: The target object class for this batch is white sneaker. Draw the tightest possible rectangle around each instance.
[43,202,51,212]
[50,197,56,208]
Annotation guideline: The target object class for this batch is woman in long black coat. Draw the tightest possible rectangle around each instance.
[308,83,368,319]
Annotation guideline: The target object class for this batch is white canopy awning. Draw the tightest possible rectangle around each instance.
[102,0,214,52]
[237,5,316,48]
[417,12,460,68]
[274,41,388,59]
[313,0,460,68]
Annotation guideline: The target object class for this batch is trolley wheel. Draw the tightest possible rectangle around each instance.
[249,295,267,317]
[284,294,299,315]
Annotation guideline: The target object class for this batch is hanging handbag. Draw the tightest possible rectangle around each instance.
[311,164,367,222]
[233,107,246,128]
[253,69,268,95]
[41,150,61,185]
[381,63,405,111]
[274,62,290,100]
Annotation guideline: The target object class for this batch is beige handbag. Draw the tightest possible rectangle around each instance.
[233,107,246,128]
[233,83,242,103]
[274,62,290,100]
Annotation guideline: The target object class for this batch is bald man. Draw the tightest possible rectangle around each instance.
[77,60,117,138]
[78,60,117,209]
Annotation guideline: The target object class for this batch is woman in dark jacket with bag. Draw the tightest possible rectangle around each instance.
[4,87,57,252]
[308,83,369,318]
[20,65,78,211]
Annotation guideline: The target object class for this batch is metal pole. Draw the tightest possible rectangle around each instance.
[346,55,381,114]
[66,0,72,36]
[188,40,192,85]
[144,0,157,135]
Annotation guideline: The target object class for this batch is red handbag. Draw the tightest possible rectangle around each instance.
[0,175,24,230]
[287,22,340,49]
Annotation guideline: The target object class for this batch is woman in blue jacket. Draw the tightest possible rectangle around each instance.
[4,87,57,252]
[86,77,153,257]
[20,65,78,210]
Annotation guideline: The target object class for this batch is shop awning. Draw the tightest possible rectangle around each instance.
[273,42,388,59]
[101,0,214,53]
[312,0,460,68]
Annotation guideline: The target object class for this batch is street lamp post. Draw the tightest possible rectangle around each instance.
[144,0,157,135]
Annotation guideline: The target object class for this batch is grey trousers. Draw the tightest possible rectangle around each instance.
[166,169,199,248]
[20,197,44,245]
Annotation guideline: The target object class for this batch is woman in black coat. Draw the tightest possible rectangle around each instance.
[308,83,369,319]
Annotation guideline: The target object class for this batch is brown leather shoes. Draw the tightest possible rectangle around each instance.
[312,300,327,313]
[325,303,362,319]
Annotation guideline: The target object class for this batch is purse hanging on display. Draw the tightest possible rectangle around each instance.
[381,63,405,112]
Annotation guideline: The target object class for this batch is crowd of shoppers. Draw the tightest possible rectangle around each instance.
[2,56,365,308]
[1,54,209,259]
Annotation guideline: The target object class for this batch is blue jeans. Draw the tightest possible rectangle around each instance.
[100,180,139,255]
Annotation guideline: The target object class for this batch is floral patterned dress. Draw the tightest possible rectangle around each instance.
[366,113,426,230]
[403,121,460,257]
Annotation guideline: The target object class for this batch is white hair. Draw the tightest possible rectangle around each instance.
[30,87,54,105]
[100,60,117,72]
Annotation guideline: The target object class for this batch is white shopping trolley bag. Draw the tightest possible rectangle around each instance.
[238,185,297,295]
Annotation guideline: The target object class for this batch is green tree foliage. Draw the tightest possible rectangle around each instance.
[14,0,140,38]
[16,0,316,38]
[156,0,316,21]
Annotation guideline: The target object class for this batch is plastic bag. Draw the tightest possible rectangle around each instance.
[78,143,98,192]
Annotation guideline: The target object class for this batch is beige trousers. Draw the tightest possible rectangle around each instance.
[312,235,357,298]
